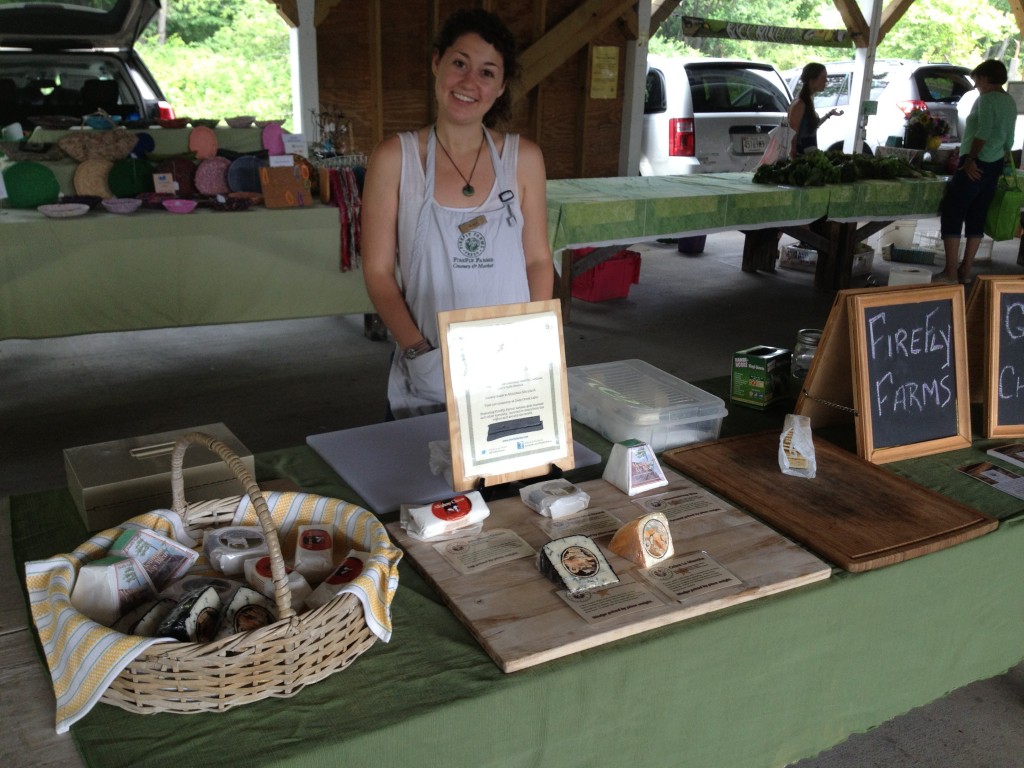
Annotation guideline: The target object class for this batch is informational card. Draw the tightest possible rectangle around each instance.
[282,133,308,157]
[958,461,1024,500]
[534,507,623,539]
[558,580,663,624]
[433,528,535,575]
[153,172,176,194]
[269,154,296,167]
[439,301,574,490]
[639,550,742,602]
[633,486,734,522]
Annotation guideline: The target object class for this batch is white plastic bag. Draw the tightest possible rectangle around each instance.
[757,124,794,167]
[779,413,816,479]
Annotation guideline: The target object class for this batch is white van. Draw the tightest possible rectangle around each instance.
[641,55,792,176]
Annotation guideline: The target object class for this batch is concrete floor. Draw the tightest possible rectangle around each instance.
[2,220,1022,766]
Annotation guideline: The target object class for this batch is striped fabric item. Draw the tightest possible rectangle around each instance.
[26,495,402,733]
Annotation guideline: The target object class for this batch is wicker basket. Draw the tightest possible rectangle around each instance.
[100,432,379,715]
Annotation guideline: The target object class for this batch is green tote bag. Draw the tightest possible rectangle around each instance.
[984,154,1023,241]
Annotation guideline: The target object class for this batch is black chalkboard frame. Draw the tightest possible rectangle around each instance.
[982,278,1024,437]
[848,285,971,463]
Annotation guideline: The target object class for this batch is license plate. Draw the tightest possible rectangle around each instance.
[741,135,768,153]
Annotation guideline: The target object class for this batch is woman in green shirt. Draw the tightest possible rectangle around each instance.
[936,59,1018,284]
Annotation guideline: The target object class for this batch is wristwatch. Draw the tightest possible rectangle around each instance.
[403,338,433,360]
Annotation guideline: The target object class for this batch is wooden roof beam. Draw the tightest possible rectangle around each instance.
[519,0,638,95]
[832,0,870,47]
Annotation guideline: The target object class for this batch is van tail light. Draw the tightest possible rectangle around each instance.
[668,117,695,157]
[158,101,176,120]
[897,100,928,117]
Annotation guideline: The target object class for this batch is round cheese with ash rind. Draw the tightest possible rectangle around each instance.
[537,534,618,594]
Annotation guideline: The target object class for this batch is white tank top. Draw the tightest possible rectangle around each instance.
[388,129,531,418]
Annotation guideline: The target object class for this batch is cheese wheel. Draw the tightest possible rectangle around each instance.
[609,512,674,568]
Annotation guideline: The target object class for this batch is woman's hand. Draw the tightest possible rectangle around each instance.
[823,108,844,122]
[963,156,982,181]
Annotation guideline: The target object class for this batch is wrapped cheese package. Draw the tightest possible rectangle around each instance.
[157,585,222,643]
[519,478,590,519]
[401,491,489,540]
[305,550,373,610]
[203,526,270,576]
[70,555,158,626]
[243,555,312,611]
[214,586,277,639]
[608,512,674,568]
[112,597,176,636]
[110,527,199,591]
[293,524,335,584]
[537,535,619,595]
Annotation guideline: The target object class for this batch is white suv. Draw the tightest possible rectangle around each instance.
[641,55,792,176]
[784,59,972,154]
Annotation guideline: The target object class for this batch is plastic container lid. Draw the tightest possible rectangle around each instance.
[567,359,726,427]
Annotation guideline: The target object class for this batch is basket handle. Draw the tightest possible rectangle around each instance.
[170,432,295,620]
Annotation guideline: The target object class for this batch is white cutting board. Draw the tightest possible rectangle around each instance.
[307,412,601,515]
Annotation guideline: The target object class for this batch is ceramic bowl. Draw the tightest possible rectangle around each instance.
[225,115,255,128]
[190,118,220,128]
[157,118,190,130]
[37,203,90,219]
[162,198,198,214]
[255,119,285,129]
[102,197,143,214]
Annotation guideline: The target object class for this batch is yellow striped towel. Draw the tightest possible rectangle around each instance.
[26,494,401,733]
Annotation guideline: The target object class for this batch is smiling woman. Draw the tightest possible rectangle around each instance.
[360,8,554,420]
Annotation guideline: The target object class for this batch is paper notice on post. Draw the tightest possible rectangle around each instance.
[434,528,535,574]
[638,550,742,603]
[558,580,663,624]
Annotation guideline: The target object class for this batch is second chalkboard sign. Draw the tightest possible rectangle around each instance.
[849,287,971,463]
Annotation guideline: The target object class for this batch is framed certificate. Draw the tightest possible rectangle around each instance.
[438,299,575,491]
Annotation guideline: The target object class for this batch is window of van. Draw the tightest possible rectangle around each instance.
[645,69,667,114]
[685,65,789,113]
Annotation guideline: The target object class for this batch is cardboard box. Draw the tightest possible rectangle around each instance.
[64,423,253,532]
[731,346,791,409]
[779,243,873,276]
[888,265,932,286]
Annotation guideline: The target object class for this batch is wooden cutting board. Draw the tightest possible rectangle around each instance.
[663,432,998,573]
[387,469,830,673]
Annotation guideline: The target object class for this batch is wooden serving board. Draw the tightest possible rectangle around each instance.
[663,432,999,573]
[387,469,830,673]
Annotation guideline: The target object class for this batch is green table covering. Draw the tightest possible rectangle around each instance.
[546,173,950,250]
[9,392,1024,768]
[0,205,373,339]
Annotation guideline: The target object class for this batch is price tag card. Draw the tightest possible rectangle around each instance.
[533,507,622,539]
[434,528,535,575]
[282,133,308,157]
[633,487,734,522]
[558,579,663,624]
[638,550,742,603]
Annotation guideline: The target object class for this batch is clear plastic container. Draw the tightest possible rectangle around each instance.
[567,360,727,452]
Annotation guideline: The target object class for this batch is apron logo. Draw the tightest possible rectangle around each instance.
[457,229,487,259]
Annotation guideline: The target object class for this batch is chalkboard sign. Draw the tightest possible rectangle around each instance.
[977,279,1024,437]
[848,287,971,463]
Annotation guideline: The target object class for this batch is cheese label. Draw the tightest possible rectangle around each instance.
[560,544,600,577]
[642,518,671,560]
[254,556,294,578]
[299,527,333,551]
[325,556,365,585]
[432,495,471,521]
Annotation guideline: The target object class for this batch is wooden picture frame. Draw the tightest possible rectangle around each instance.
[437,300,575,491]
[847,285,971,463]
[966,276,1024,437]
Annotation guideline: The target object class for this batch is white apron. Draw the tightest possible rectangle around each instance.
[388,129,530,419]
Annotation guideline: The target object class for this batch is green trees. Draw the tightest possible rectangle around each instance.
[138,0,292,127]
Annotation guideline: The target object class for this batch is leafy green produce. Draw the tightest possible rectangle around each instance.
[753,150,935,187]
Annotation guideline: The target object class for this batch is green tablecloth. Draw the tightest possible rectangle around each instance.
[0,205,373,339]
[546,173,950,250]
[9,398,1024,768]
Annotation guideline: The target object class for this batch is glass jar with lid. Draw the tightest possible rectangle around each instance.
[791,328,823,380]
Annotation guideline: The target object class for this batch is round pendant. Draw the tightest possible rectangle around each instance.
[462,184,475,197]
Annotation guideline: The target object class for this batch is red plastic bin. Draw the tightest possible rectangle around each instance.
[570,247,641,302]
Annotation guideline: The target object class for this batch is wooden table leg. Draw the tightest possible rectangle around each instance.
[742,229,781,272]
